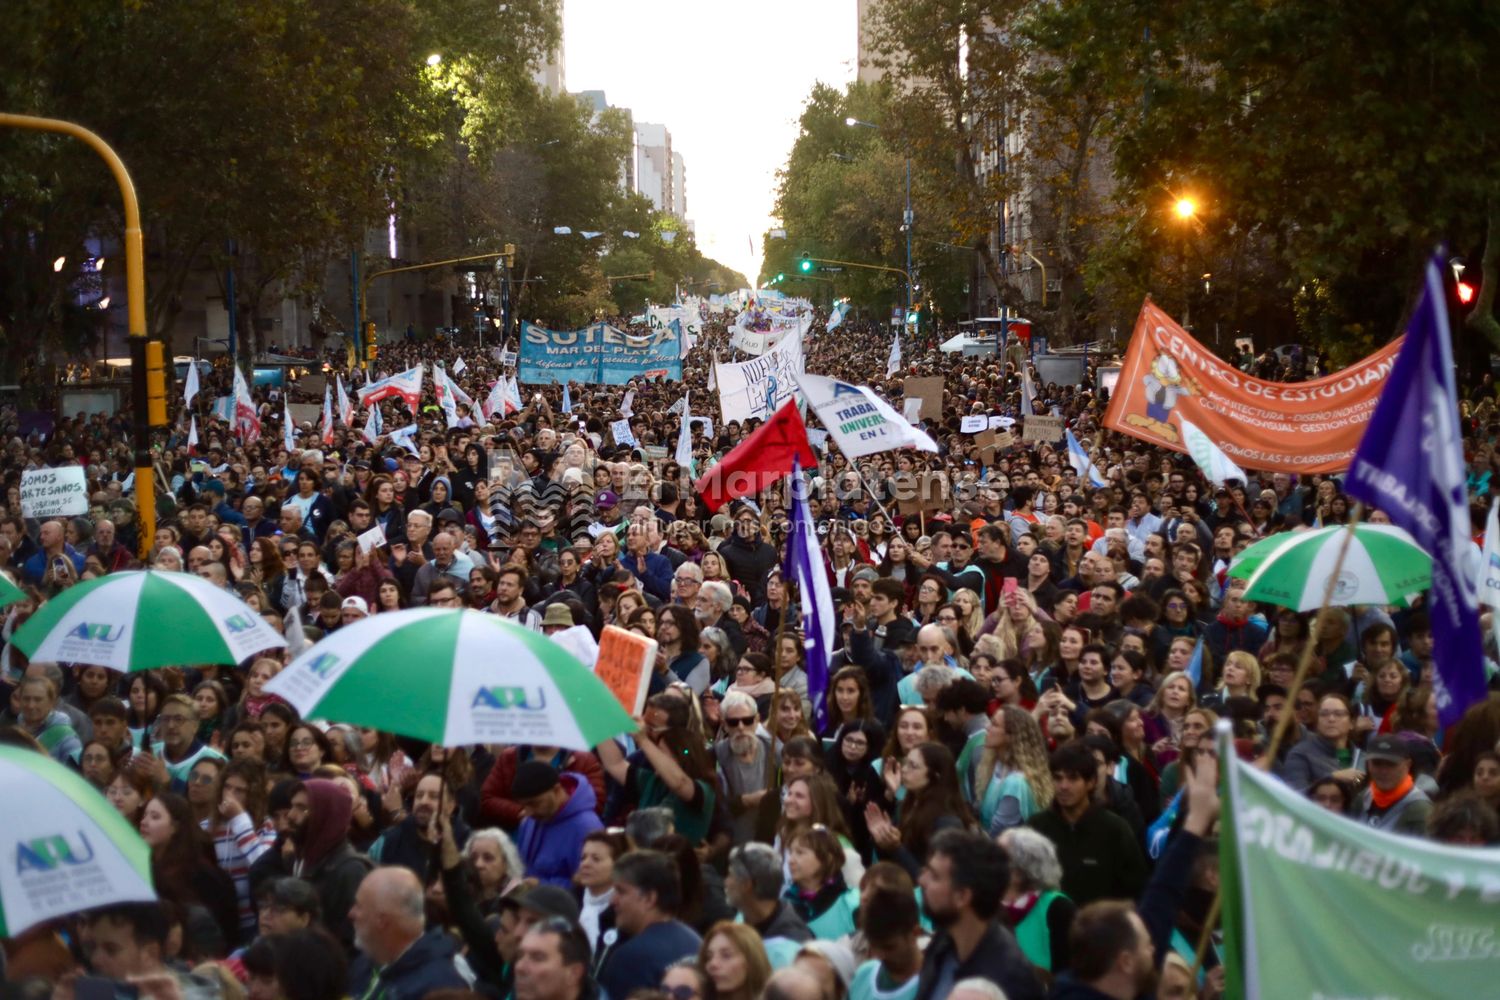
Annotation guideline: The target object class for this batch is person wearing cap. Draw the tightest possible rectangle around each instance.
[340,595,370,627]
[720,505,777,606]
[1352,734,1432,835]
[541,602,576,634]
[591,490,623,533]
[512,760,604,888]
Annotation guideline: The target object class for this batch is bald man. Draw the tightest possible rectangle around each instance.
[348,866,473,999]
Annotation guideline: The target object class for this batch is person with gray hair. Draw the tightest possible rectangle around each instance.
[694,579,745,658]
[725,843,811,960]
[24,661,91,742]
[998,826,1076,974]
[950,978,1009,1000]
[625,805,676,848]
[348,866,474,998]
[715,690,774,844]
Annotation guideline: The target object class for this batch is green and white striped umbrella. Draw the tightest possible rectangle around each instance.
[264,608,634,749]
[1227,524,1431,610]
[12,570,285,671]
[0,571,25,611]
[0,745,155,937]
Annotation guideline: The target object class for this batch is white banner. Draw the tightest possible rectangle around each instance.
[715,328,806,423]
[796,373,938,459]
[729,313,810,356]
[20,467,88,519]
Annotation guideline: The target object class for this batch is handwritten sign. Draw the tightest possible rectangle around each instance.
[610,419,637,448]
[1022,414,1065,444]
[989,415,1016,430]
[20,466,87,518]
[594,625,656,717]
[902,398,924,424]
[960,415,988,434]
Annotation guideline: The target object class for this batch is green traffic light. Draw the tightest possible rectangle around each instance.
[776,272,785,282]
[799,256,812,273]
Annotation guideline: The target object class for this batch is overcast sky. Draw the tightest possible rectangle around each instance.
[563,0,857,287]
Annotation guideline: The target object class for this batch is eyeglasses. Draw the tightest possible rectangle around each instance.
[724,715,757,728]
[189,772,218,785]
[288,738,317,750]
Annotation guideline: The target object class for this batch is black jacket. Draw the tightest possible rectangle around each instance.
[914,919,1044,1000]
[1029,804,1148,909]
[720,536,777,604]
[249,837,371,949]
[348,928,471,1000]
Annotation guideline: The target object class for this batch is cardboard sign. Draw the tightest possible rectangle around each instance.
[993,431,1016,450]
[287,403,321,426]
[609,419,637,448]
[594,625,656,717]
[1022,415,1065,443]
[356,525,387,553]
[975,429,999,464]
[903,377,945,421]
[960,415,988,434]
[20,466,87,518]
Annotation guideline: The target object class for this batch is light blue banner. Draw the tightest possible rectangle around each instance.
[518,321,683,385]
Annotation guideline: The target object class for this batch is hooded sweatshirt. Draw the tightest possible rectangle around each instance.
[515,772,604,887]
[294,778,371,947]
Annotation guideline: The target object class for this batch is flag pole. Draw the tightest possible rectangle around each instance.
[1190,502,1365,983]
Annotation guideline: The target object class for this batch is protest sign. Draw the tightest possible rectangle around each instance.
[689,417,714,439]
[20,466,87,518]
[960,415,988,433]
[356,525,387,553]
[989,415,1016,430]
[902,377,944,420]
[1103,298,1400,473]
[519,321,682,385]
[594,625,656,716]
[641,445,669,462]
[1220,725,1500,997]
[287,403,322,426]
[1022,415,1065,443]
[902,398,923,424]
[715,329,805,423]
[609,419,637,448]
[807,428,829,451]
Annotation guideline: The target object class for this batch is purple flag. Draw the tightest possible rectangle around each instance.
[784,457,835,732]
[1347,256,1485,726]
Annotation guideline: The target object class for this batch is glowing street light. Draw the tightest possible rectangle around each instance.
[97,296,110,309]
[52,256,66,272]
[1174,197,1198,220]
[426,53,443,67]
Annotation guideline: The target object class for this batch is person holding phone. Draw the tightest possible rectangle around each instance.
[22,518,84,590]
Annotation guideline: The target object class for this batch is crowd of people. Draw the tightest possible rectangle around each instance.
[4,299,1500,1000]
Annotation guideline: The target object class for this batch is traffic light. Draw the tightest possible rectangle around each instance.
[1451,257,1479,309]
[776,272,785,283]
[799,253,812,273]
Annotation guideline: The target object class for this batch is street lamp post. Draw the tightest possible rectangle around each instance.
[845,117,913,338]
[1174,197,1198,329]
[0,113,164,557]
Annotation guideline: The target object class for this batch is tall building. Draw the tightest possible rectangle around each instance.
[532,1,566,95]
[578,89,636,193]
[635,122,675,214]
[671,151,687,222]
[856,0,885,84]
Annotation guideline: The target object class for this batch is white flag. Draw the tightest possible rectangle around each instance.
[282,395,296,455]
[1020,367,1036,417]
[886,333,901,377]
[362,404,383,445]
[1178,416,1246,486]
[483,380,506,421]
[620,389,636,418]
[453,357,467,374]
[388,424,421,457]
[1479,499,1500,657]
[232,366,260,443]
[707,353,718,392]
[321,385,335,445]
[795,373,939,459]
[336,375,354,427]
[675,393,694,471]
[183,360,200,408]
[187,415,199,454]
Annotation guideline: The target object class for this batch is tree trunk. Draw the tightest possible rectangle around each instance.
[1465,197,1500,352]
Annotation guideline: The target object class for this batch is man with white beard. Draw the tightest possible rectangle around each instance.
[713,690,774,845]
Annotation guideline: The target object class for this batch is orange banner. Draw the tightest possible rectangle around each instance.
[1102,300,1403,474]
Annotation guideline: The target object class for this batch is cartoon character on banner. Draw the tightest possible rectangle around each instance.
[1126,354,1201,445]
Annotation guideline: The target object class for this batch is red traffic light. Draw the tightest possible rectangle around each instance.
[1458,280,1477,305]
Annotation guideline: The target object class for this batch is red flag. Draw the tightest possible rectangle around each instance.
[694,400,815,513]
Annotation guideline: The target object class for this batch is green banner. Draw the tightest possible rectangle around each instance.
[1221,728,1500,999]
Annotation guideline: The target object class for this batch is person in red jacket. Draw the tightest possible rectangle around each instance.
[480,744,605,830]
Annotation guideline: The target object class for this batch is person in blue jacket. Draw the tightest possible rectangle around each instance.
[512,761,604,887]
[619,521,673,600]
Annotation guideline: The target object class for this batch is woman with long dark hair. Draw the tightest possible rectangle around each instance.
[866,741,976,877]
[139,792,239,946]
[596,690,719,845]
